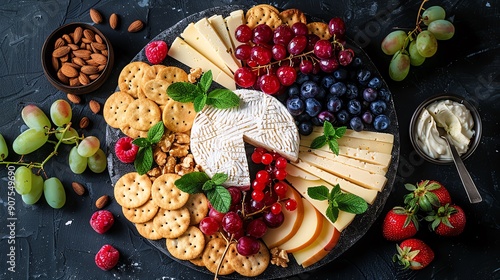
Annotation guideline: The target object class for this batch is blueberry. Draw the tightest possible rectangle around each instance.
[357,68,371,85]
[362,111,373,124]
[336,110,350,125]
[309,74,321,83]
[373,114,390,131]
[286,96,305,116]
[362,88,378,102]
[301,81,320,99]
[296,72,310,84]
[287,84,300,97]
[326,96,343,113]
[305,98,322,117]
[350,117,364,132]
[298,121,314,135]
[329,82,347,96]
[347,99,362,115]
[310,116,322,126]
[370,100,387,115]
[350,57,363,68]
[316,87,327,100]
[320,75,336,89]
[317,111,335,124]
[345,83,359,99]
[333,68,348,80]
[368,77,382,89]
[378,88,391,102]
[295,113,311,123]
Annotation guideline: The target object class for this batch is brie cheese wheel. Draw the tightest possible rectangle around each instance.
[190,89,299,186]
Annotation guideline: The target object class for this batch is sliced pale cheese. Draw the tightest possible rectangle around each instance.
[180,23,232,77]
[224,10,244,50]
[207,15,234,53]
[292,219,341,268]
[299,147,387,174]
[262,184,304,248]
[278,197,323,253]
[300,135,393,154]
[190,89,299,186]
[286,175,359,231]
[300,144,392,167]
[286,164,377,205]
[167,37,236,90]
[194,17,241,73]
[311,127,394,144]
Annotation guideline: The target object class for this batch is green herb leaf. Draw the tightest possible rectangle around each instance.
[207,89,240,109]
[310,135,327,149]
[307,185,329,201]
[328,140,340,156]
[329,184,342,200]
[175,172,210,194]
[134,146,153,175]
[336,193,368,214]
[202,180,215,191]
[194,94,207,112]
[167,82,199,103]
[198,70,213,92]
[334,126,347,139]
[211,173,228,185]
[207,185,232,213]
[324,121,335,137]
[326,203,339,223]
[147,121,165,143]
[132,138,151,148]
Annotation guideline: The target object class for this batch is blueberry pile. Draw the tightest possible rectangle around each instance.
[279,57,392,136]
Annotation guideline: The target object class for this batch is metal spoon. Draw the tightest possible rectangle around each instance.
[437,126,482,203]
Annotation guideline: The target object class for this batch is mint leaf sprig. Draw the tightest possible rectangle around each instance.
[310,121,347,155]
[132,121,164,175]
[167,70,240,112]
[307,184,368,224]
[175,171,232,214]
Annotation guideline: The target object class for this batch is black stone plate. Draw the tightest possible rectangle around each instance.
[106,5,400,279]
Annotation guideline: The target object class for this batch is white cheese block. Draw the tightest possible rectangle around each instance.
[190,89,299,186]
[224,10,245,50]
[312,127,394,144]
[300,135,393,154]
[167,37,236,90]
[180,23,233,77]
[207,15,234,54]
[299,144,392,167]
[194,17,241,73]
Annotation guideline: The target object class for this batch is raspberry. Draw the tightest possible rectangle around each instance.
[90,210,114,234]
[114,136,139,163]
[95,244,120,271]
[145,40,168,64]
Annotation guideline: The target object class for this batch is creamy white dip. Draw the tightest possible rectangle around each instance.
[415,99,475,160]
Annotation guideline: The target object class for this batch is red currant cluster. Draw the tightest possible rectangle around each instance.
[233,18,355,95]
[197,147,297,257]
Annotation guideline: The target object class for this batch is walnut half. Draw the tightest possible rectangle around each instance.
[270,247,289,268]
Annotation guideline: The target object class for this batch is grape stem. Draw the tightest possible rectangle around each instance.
[214,233,234,280]
[399,0,429,54]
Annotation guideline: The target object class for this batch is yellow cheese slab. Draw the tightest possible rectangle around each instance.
[311,127,394,143]
[224,10,244,50]
[300,136,393,154]
[207,15,233,53]
[299,144,392,167]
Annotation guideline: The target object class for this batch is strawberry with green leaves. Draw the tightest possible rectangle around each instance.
[425,203,466,236]
[393,238,434,270]
[382,206,419,241]
[404,180,452,212]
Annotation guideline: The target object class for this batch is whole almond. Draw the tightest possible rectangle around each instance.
[73,26,83,44]
[95,34,103,44]
[109,13,119,30]
[89,8,103,24]
[79,116,90,128]
[60,63,79,78]
[66,93,81,104]
[78,72,90,85]
[73,49,91,60]
[81,65,99,75]
[128,20,144,32]
[91,42,107,51]
[62,34,73,44]
[89,74,100,80]
[52,46,71,58]
[91,53,107,65]
[71,182,86,196]
[67,43,79,51]
[54,38,65,49]
[95,195,109,209]
[89,99,101,114]
[69,77,81,87]
[51,56,60,71]
[57,70,69,84]
[83,29,95,41]
[72,57,86,67]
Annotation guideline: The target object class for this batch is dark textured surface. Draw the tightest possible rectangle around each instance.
[0,1,499,280]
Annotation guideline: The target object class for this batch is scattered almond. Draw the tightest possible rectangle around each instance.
[66,93,81,104]
[128,20,144,32]
[71,182,86,196]
[89,8,103,24]
[109,13,119,29]
[89,99,101,114]
[95,195,109,209]
[79,116,90,128]
[73,26,83,44]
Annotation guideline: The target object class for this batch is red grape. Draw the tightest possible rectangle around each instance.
[234,44,252,60]
[328,17,346,38]
[199,217,220,235]
[258,73,281,95]
[221,211,243,234]
[271,44,287,61]
[319,57,339,73]
[338,48,354,66]
[246,218,268,238]
[234,67,257,88]
[276,65,297,86]
[235,24,253,43]
[287,35,307,55]
[291,22,308,36]
[237,236,260,256]
[263,211,284,228]
[252,24,273,44]
[273,25,295,46]
[314,39,334,59]
[227,186,242,206]
[263,190,278,206]
[250,45,272,66]
[299,59,314,74]
[208,207,225,224]
[249,198,265,213]
[306,34,320,52]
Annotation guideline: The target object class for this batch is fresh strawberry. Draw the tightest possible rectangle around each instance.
[90,210,115,234]
[382,206,419,241]
[145,40,168,64]
[404,180,452,212]
[95,244,120,270]
[393,238,434,270]
[425,203,466,236]
[114,136,139,163]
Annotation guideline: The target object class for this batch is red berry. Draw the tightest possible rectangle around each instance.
[252,179,266,191]
[275,157,287,169]
[255,170,270,183]
[261,153,273,165]
[274,169,287,181]
[382,206,418,241]
[95,244,120,271]
[285,199,297,211]
[273,181,288,197]
[114,136,139,163]
[252,190,264,202]
[427,204,466,236]
[394,239,434,270]
[227,186,242,205]
[90,210,115,234]
[271,202,282,215]
[406,180,452,212]
[145,40,168,65]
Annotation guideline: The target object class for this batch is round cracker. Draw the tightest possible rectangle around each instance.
[114,172,151,208]
[307,22,332,40]
[153,207,190,239]
[103,92,135,128]
[202,238,235,275]
[156,66,189,84]
[162,99,196,133]
[227,240,270,277]
[166,226,205,260]
[119,122,148,139]
[186,193,209,225]
[279,8,307,25]
[118,61,156,98]
[246,4,282,29]
[125,98,162,131]
[151,173,189,210]
[122,197,159,223]
[135,220,163,240]
[152,64,168,77]
[143,79,173,105]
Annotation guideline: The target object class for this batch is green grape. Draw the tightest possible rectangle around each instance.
[77,136,100,157]
[428,19,455,40]
[50,99,72,127]
[12,128,48,155]
[0,134,8,160]
[389,50,411,81]
[416,30,438,58]
[409,40,426,66]
[69,146,87,174]
[22,173,44,205]
[43,177,66,209]
[21,104,51,130]
[421,6,446,26]
[87,148,107,173]
[380,30,408,55]
[55,126,79,144]
[14,166,32,195]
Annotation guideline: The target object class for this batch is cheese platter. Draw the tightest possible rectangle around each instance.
[105,4,400,279]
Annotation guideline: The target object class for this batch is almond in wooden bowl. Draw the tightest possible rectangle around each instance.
[41,22,114,95]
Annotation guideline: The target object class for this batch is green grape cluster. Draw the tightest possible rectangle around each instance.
[381,4,455,81]
[0,99,107,208]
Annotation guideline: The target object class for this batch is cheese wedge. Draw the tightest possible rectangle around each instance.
[224,10,245,50]
[167,37,236,90]
[312,127,394,144]
[207,15,233,53]
[300,135,393,154]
